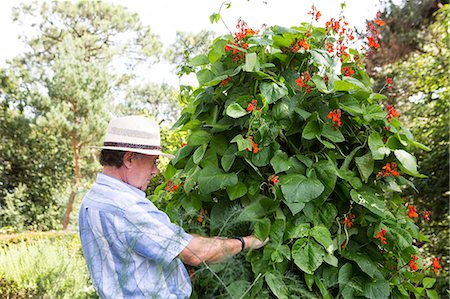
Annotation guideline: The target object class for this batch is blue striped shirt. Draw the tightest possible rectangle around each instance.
[79,173,193,299]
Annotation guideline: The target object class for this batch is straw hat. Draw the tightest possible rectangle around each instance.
[91,115,174,158]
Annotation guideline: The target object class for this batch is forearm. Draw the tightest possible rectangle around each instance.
[180,236,243,266]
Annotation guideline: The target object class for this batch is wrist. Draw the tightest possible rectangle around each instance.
[234,237,245,252]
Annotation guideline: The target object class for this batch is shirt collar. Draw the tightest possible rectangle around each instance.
[96,172,146,199]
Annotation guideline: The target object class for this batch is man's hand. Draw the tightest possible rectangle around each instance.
[243,236,270,250]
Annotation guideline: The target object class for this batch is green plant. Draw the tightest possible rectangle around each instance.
[0,233,97,298]
[153,8,444,298]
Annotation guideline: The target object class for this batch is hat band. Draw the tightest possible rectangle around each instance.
[103,142,161,151]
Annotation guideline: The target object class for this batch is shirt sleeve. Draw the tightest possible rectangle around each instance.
[122,202,193,266]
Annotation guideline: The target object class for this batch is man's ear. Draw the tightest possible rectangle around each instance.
[123,152,134,169]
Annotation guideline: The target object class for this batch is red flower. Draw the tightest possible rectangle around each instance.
[432,257,441,273]
[385,77,393,89]
[220,78,230,87]
[327,109,342,129]
[181,142,187,147]
[326,42,334,53]
[423,210,431,221]
[165,180,173,192]
[298,39,310,50]
[247,136,260,154]
[375,229,388,245]
[408,205,418,219]
[386,104,399,122]
[342,214,356,229]
[295,72,311,89]
[171,184,180,192]
[342,66,355,77]
[409,255,419,271]
[247,99,257,112]
[381,162,399,177]
[270,175,279,185]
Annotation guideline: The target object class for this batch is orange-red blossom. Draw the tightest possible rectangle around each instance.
[342,214,357,228]
[409,255,419,271]
[408,205,418,219]
[375,229,388,245]
[327,109,342,129]
[432,257,441,273]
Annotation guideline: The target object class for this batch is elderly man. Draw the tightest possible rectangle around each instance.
[79,115,267,299]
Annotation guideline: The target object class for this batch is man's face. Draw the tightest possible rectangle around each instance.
[129,154,159,191]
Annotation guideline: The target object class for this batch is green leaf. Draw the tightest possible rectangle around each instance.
[287,223,310,239]
[242,52,260,72]
[197,166,238,194]
[254,217,271,240]
[315,276,333,299]
[292,240,325,274]
[324,252,338,267]
[310,225,334,253]
[305,273,315,291]
[321,124,345,143]
[341,250,383,279]
[394,149,426,178]
[334,79,359,92]
[294,108,312,120]
[260,82,288,104]
[302,118,321,140]
[237,195,278,221]
[226,181,247,201]
[270,150,291,173]
[221,144,237,172]
[422,277,436,289]
[196,69,215,85]
[280,174,325,203]
[368,132,390,160]
[193,145,207,164]
[230,134,252,151]
[355,152,374,183]
[338,263,353,285]
[426,289,439,299]
[189,54,209,66]
[226,102,248,118]
[350,189,385,217]
[364,104,387,121]
[338,95,364,115]
[188,130,211,146]
[284,201,305,215]
[209,13,220,24]
[363,277,389,299]
[265,271,289,299]
[312,75,330,93]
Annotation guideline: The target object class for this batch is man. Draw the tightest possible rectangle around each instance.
[79,115,267,299]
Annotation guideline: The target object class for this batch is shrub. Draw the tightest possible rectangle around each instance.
[155,11,442,299]
[0,233,97,298]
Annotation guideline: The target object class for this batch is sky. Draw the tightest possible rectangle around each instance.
[0,0,386,86]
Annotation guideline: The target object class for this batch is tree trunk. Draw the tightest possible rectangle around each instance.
[63,130,81,231]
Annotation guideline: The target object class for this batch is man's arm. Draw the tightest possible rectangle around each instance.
[180,235,267,266]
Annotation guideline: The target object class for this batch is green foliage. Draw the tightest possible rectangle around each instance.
[372,5,449,295]
[0,233,97,298]
[155,17,440,298]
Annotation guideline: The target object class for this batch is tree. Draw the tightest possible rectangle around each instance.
[6,0,162,230]
[154,15,441,298]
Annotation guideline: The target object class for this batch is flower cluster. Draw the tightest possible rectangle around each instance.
[224,18,259,62]
[308,5,321,22]
[432,257,441,273]
[295,71,312,93]
[409,255,419,271]
[341,214,357,228]
[385,77,393,89]
[379,162,399,177]
[423,210,431,221]
[197,208,208,223]
[247,136,260,154]
[375,229,388,245]
[165,180,180,192]
[270,175,279,185]
[366,11,385,50]
[386,104,399,122]
[247,99,260,112]
[408,204,418,219]
[342,66,355,77]
[327,109,342,129]
[325,16,355,60]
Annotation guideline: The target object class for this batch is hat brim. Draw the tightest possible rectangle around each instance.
[88,146,175,159]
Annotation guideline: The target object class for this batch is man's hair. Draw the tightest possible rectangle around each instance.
[99,150,145,167]
[100,150,126,167]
